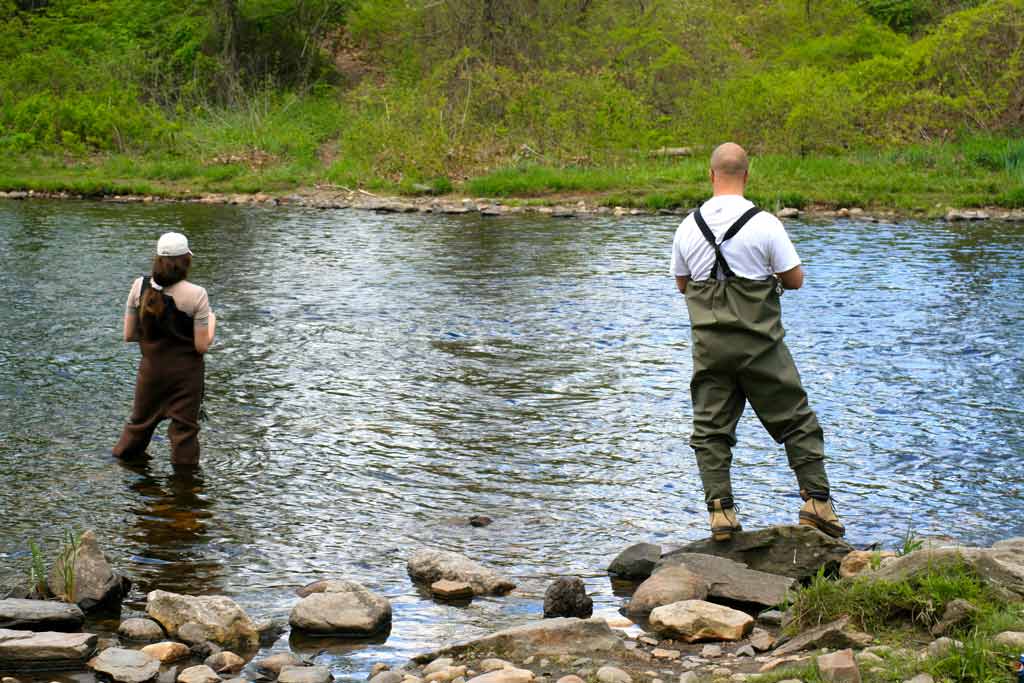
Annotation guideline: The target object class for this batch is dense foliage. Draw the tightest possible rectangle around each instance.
[0,0,1021,189]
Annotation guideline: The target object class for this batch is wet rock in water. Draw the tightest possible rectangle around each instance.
[469,516,493,528]
[296,581,332,599]
[412,618,624,663]
[255,652,304,675]
[255,618,287,646]
[465,670,533,683]
[407,550,515,596]
[626,566,708,616]
[89,648,161,683]
[369,662,390,677]
[177,665,221,683]
[47,530,131,611]
[177,623,211,646]
[205,651,246,674]
[595,667,631,683]
[146,591,259,651]
[119,619,165,643]
[543,578,593,619]
[0,629,97,669]
[289,580,391,637]
[816,649,860,683]
[839,551,897,579]
[660,526,852,582]
[648,600,754,642]
[0,599,85,631]
[478,660,513,673]
[608,544,663,580]
[772,617,872,656]
[370,671,404,683]
[431,581,474,601]
[141,642,190,663]
[994,631,1024,648]
[929,599,978,636]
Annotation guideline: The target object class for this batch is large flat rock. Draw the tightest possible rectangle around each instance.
[411,617,624,664]
[659,526,853,581]
[0,599,85,631]
[0,629,97,670]
[88,647,160,683]
[653,553,793,609]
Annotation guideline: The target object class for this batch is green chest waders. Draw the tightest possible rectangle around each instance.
[685,206,831,506]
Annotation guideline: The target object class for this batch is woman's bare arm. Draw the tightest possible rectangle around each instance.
[194,312,216,354]
[123,313,139,342]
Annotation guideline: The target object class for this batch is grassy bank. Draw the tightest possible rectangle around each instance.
[2,135,1022,215]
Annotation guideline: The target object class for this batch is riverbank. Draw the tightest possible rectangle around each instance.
[1,144,1022,221]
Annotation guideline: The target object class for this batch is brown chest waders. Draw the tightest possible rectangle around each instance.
[113,277,205,466]
[686,206,830,506]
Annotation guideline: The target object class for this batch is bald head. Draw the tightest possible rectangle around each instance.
[710,142,749,178]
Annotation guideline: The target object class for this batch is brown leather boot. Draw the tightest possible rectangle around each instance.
[708,497,742,542]
[799,489,846,538]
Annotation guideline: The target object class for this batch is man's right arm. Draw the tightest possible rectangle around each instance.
[675,276,689,294]
[776,265,804,290]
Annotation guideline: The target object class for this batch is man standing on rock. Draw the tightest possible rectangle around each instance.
[669,142,844,541]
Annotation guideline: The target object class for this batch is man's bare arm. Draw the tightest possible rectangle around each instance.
[777,265,804,290]
[675,276,689,294]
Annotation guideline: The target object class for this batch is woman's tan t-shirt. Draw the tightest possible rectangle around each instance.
[125,277,212,328]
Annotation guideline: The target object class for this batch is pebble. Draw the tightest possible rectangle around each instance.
[679,675,699,683]
[639,636,660,646]
[596,666,633,683]
[279,667,334,683]
[652,649,680,660]
[856,652,884,665]
[371,665,391,678]
[903,675,934,683]
[701,645,722,658]
[556,677,585,683]
[424,661,456,677]
[730,676,748,683]
[712,668,732,678]
[177,665,221,683]
[735,645,755,658]
[142,642,190,663]
[205,652,245,675]
[257,653,303,674]
[756,610,783,626]
[371,673,404,683]
[480,660,513,673]
[426,667,468,683]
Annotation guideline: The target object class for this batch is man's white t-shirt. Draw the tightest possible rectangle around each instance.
[670,195,801,281]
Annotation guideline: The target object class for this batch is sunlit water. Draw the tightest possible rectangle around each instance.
[1,200,1022,678]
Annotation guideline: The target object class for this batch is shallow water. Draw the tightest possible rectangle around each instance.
[0,200,1022,677]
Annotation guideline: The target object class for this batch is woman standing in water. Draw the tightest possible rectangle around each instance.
[113,232,216,466]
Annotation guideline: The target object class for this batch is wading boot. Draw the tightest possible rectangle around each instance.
[708,498,742,542]
[799,489,846,538]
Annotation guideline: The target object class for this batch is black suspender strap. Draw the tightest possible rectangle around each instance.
[693,205,762,279]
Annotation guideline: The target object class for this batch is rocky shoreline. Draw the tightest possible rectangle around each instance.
[1,189,1022,224]
[2,527,1023,683]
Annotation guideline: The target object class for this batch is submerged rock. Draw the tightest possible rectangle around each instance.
[145,591,259,651]
[607,544,662,580]
[255,652,303,675]
[0,599,85,632]
[431,581,474,601]
[46,530,131,611]
[0,629,97,670]
[141,642,190,663]
[543,578,593,619]
[648,600,754,643]
[660,526,853,581]
[407,550,515,596]
[289,580,391,637]
[411,618,624,664]
[89,648,160,683]
[652,553,792,609]
[205,651,245,674]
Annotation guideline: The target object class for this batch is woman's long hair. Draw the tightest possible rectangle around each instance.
[140,254,192,339]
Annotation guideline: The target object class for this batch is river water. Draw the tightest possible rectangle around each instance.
[0,200,1022,677]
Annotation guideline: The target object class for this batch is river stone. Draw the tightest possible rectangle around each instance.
[772,617,873,656]
[371,672,404,683]
[425,667,467,683]
[868,542,1024,600]
[816,649,860,683]
[89,648,160,683]
[595,667,631,683]
[432,581,474,601]
[296,581,331,598]
[423,659,455,676]
[255,652,303,675]
[0,629,97,669]
[479,659,513,673]
[649,601,753,642]
[903,675,934,683]
[929,599,978,636]
[289,580,391,636]
[412,618,624,663]
[46,530,131,611]
[146,591,259,651]
[925,637,961,659]
[205,651,245,674]
[557,677,585,683]
[659,526,852,581]
[466,670,533,683]
[994,631,1024,648]
[750,629,776,652]
[0,600,85,631]
[839,551,897,579]
[408,550,515,596]
[627,566,708,616]
[119,619,165,642]
[608,544,663,580]
[177,665,221,683]
[141,642,190,663]
[543,578,593,619]
[652,553,792,609]
[278,670,332,683]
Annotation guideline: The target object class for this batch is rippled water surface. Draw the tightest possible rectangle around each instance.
[1,200,1022,676]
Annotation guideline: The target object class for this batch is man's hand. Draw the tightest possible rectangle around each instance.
[776,265,804,290]
[675,276,689,294]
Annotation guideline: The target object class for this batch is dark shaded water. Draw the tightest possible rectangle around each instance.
[1,200,1022,677]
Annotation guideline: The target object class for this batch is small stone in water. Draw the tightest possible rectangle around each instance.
[257,653,303,674]
[279,666,334,683]
[206,652,245,674]
[469,516,493,527]
[432,581,474,601]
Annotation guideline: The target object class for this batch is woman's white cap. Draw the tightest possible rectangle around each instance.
[156,232,192,257]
